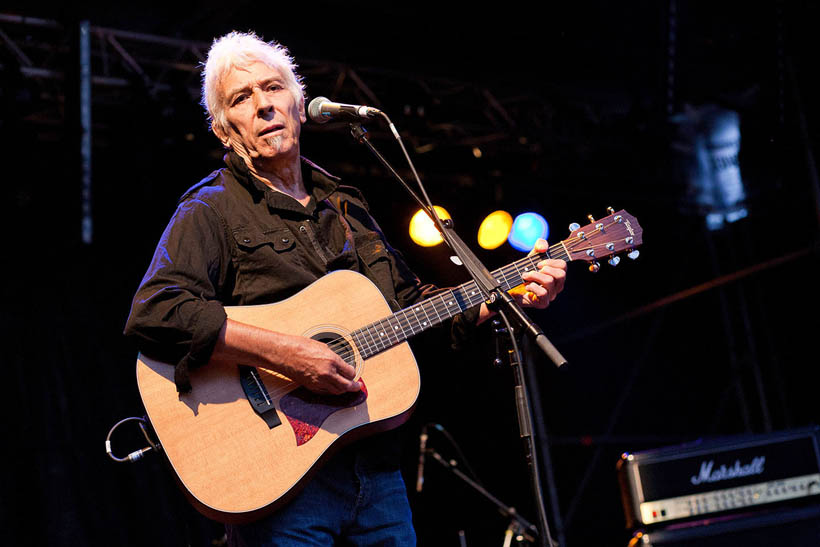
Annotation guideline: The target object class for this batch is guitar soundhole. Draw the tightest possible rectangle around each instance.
[312,331,355,368]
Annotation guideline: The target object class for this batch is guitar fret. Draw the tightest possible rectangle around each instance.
[440,290,464,318]
[511,259,525,283]
[559,241,570,261]
[496,267,509,291]
[383,317,400,345]
[362,324,380,353]
[499,264,518,290]
[393,312,410,341]
[410,304,428,330]
[375,318,392,346]
[351,329,371,358]
[370,323,387,351]
[424,301,439,326]
[461,283,484,307]
[433,294,452,321]
[444,292,459,317]
[401,308,417,336]
[422,301,436,328]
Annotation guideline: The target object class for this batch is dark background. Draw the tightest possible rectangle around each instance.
[2,1,819,546]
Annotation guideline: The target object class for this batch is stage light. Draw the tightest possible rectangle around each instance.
[409,206,451,247]
[671,105,748,231]
[508,212,549,252]
[477,210,513,249]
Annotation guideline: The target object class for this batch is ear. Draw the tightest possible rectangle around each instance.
[298,95,307,124]
[211,122,231,149]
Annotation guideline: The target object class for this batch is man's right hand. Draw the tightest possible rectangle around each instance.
[273,335,362,395]
[212,319,362,395]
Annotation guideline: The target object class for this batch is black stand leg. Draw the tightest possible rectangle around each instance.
[494,311,559,547]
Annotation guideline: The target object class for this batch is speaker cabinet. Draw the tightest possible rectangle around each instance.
[629,504,820,546]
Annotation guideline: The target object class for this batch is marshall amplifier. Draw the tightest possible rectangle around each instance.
[627,504,820,546]
[617,426,820,529]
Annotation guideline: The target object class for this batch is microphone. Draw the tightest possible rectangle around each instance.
[416,426,428,492]
[308,96,382,124]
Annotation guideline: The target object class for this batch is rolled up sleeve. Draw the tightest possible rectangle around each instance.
[124,198,229,392]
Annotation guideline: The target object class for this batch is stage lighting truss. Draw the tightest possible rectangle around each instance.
[0,12,548,168]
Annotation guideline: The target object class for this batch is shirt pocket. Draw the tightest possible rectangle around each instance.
[233,227,295,253]
[356,232,390,266]
[231,226,309,302]
[354,232,398,306]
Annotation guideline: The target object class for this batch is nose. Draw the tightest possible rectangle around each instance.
[254,89,274,116]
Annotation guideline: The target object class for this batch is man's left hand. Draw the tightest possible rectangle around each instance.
[510,238,567,309]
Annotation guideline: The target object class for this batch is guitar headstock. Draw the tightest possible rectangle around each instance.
[561,208,643,272]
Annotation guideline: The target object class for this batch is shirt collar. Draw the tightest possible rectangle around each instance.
[224,150,341,214]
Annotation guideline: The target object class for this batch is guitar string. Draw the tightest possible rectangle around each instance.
[252,260,536,400]
[313,217,632,361]
[251,250,557,400]
[262,219,632,392]
[248,217,637,400]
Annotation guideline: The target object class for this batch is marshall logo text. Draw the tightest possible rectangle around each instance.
[690,456,766,485]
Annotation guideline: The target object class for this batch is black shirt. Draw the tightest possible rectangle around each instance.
[124,151,476,391]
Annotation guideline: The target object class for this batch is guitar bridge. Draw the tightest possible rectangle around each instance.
[238,365,281,429]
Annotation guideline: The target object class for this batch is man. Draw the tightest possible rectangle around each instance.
[125,31,567,545]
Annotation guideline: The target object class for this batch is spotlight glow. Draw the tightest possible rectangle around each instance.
[508,212,549,252]
[409,206,451,247]
[477,210,513,249]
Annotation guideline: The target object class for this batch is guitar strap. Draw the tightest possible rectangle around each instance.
[326,196,401,313]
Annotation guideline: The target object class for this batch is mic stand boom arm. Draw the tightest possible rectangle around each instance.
[348,122,567,368]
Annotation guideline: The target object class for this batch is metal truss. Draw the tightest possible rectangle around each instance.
[0,12,548,164]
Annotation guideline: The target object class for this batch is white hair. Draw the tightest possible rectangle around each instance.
[201,31,305,134]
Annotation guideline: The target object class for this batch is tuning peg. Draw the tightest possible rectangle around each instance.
[569,222,581,232]
[627,249,640,260]
[589,261,601,273]
[608,256,621,266]
[607,207,615,215]
[587,214,596,223]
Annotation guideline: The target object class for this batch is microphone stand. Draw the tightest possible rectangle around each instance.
[425,445,538,545]
[349,119,562,547]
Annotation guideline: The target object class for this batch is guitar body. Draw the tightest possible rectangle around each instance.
[136,270,420,524]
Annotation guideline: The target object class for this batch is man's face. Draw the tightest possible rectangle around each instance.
[216,61,306,169]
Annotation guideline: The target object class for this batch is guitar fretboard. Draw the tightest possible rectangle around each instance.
[349,246,568,360]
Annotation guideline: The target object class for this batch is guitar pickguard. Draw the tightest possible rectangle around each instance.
[279,380,369,446]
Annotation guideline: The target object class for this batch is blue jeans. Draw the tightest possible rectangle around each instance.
[225,444,416,546]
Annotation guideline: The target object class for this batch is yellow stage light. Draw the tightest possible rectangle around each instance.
[409,206,451,247]
[477,210,513,249]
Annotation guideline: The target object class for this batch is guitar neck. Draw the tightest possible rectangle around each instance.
[350,247,565,360]
[348,208,642,360]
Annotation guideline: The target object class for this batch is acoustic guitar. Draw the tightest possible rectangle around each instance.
[136,209,642,523]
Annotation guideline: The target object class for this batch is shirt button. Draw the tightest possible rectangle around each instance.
[281,237,289,243]
[243,237,251,244]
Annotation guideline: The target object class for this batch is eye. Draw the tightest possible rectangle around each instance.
[267,83,283,92]
[232,94,249,106]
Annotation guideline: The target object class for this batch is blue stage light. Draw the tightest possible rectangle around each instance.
[508,212,549,252]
